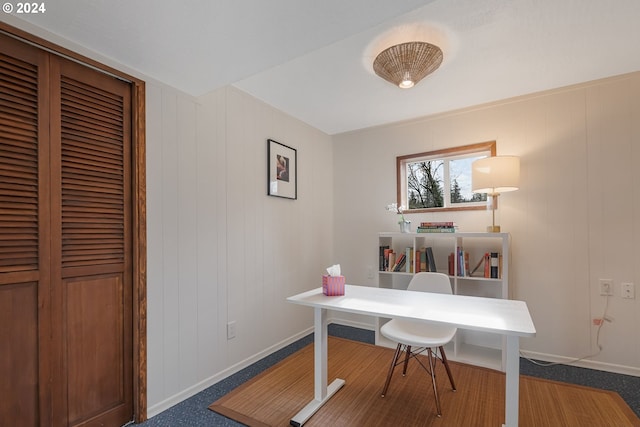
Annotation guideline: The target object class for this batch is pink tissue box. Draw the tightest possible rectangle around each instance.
[322,275,345,296]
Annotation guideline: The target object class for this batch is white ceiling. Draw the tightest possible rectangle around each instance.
[8,0,640,135]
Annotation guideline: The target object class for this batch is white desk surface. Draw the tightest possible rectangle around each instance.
[287,284,536,337]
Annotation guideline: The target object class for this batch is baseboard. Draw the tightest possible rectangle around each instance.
[146,320,375,419]
[520,350,640,377]
[146,327,313,419]
[147,323,638,420]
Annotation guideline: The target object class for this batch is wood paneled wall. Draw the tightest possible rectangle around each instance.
[332,72,640,376]
[145,85,334,415]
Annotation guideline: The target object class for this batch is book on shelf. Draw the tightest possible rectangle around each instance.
[379,246,416,273]
[447,251,502,278]
[420,221,455,227]
[379,245,389,271]
[490,252,499,279]
[426,247,437,272]
[417,221,457,233]
[416,227,456,233]
[448,253,455,276]
[483,252,490,278]
[392,253,406,272]
[447,248,472,277]
[420,250,427,272]
[405,247,414,273]
[413,247,437,273]
[460,249,469,276]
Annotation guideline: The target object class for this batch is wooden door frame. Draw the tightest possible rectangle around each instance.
[0,22,148,423]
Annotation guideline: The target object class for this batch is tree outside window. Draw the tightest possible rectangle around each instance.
[397,141,495,213]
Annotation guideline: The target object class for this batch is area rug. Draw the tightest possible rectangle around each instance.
[210,337,639,427]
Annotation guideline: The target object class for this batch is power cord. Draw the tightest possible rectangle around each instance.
[520,294,610,367]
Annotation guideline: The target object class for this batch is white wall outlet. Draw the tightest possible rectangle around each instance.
[621,283,635,299]
[599,279,613,296]
[227,321,237,339]
[367,265,374,279]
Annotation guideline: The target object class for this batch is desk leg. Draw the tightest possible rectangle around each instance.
[290,307,345,427]
[315,307,328,399]
[503,335,520,427]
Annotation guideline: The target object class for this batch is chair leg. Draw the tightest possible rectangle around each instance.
[439,346,456,391]
[381,344,403,397]
[402,345,411,375]
[427,348,442,417]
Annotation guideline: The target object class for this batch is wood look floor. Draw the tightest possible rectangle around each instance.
[209,337,639,427]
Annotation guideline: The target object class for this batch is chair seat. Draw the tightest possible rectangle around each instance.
[381,319,456,348]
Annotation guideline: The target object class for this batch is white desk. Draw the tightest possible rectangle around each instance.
[287,284,536,427]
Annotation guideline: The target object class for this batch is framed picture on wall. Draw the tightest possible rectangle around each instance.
[267,138,297,199]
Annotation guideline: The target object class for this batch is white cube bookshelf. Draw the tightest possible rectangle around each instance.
[377,231,510,371]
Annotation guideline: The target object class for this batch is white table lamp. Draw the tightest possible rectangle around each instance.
[472,156,520,232]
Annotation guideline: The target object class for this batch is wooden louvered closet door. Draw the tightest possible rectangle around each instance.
[0,32,134,427]
[0,31,50,427]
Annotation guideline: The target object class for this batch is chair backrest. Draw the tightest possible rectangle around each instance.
[407,272,452,295]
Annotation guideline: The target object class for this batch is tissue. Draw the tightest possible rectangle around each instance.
[326,264,341,276]
[323,264,345,296]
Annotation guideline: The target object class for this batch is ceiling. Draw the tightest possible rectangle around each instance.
[8,0,640,135]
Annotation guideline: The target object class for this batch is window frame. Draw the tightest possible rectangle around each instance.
[396,141,496,213]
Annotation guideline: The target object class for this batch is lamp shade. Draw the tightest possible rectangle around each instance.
[471,156,520,195]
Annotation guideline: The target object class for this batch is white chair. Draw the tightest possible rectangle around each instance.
[380,272,457,417]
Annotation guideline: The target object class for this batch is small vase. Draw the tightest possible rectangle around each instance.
[399,220,411,233]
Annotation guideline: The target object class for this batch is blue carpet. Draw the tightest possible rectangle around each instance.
[520,356,640,420]
[136,324,639,426]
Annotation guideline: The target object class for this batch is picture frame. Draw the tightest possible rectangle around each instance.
[267,138,297,199]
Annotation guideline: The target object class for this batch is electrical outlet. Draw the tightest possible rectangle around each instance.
[599,279,613,296]
[227,321,237,339]
[621,283,635,299]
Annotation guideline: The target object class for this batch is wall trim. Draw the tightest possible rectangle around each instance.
[146,328,313,419]
[520,350,640,378]
[146,318,373,419]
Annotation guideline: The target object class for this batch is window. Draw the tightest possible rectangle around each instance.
[396,141,496,213]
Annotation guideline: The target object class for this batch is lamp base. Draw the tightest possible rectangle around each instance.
[486,225,501,233]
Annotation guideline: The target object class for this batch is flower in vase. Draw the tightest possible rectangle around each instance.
[385,202,407,224]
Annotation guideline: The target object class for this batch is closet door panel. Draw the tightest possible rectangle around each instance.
[0,34,50,427]
[0,282,38,426]
[50,57,133,426]
[0,46,41,274]
[65,274,126,425]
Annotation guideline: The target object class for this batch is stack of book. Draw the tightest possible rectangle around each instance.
[380,245,440,274]
[414,247,437,273]
[379,246,414,272]
[416,221,457,233]
[448,251,502,278]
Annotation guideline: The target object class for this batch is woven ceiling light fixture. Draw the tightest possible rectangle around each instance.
[373,41,443,89]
